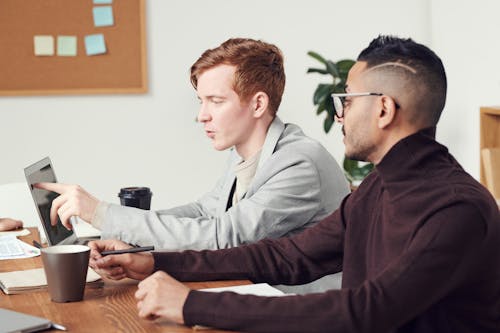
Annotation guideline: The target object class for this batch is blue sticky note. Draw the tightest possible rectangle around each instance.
[84,34,106,56]
[93,0,112,4]
[93,6,114,27]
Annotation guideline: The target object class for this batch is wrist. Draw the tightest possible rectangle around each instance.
[91,201,109,229]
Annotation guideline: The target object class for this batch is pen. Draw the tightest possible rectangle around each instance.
[101,246,154,256]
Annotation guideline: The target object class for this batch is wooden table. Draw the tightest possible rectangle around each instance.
[0,229,249,332]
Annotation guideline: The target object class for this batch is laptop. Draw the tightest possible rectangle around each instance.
[0,308,53,333]
[24,157,100,246]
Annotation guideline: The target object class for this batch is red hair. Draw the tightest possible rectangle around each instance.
[190,38,285,114]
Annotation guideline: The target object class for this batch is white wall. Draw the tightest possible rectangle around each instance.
[430,0,500,178]
[4,0,488,210]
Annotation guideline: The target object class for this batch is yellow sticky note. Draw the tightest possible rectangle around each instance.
[34,35,54,56]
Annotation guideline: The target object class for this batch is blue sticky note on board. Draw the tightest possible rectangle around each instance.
[93,6,114,27]
[93,0,112,4]
[84,34,106,56]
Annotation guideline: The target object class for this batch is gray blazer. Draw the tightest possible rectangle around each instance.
[101,117,349,251]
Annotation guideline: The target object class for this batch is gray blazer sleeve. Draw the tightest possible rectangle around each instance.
[100,117,349,251]
[100,156,324,251]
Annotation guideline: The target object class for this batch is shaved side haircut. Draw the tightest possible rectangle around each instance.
[358,35,447,127]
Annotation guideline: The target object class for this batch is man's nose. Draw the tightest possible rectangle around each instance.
[197,104,211,122]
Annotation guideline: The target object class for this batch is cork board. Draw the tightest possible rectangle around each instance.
[0,0,147,95]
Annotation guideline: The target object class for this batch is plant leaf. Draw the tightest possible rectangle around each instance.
[343,157,358,173]
[307,51,327,65]
[336,59,355,87]
[358,163,374,177]
[324,94,334,115]
[325,60,340,77]
[343,157,374,180]
[337,59,355,74]
[332,82,346,94]
[313,83,332,105]
[323,112,334,133]
[316,98,327,115]
[307,68,329,75]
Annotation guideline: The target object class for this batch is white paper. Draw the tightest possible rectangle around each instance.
[201,283,286,297]
[0,228,31,237]
[194,283,287,330]
[0,236,40,260]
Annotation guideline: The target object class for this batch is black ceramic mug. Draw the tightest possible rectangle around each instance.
[118,187,152,210]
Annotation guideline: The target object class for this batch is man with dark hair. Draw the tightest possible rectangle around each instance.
[357,35,447,126]
[90,35,500,332]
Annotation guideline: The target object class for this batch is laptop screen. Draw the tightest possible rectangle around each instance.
[24,157,73,245]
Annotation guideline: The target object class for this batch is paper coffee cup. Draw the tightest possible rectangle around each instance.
[118,187,152,210]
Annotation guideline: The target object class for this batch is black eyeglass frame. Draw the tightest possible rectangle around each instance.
[331,92,400,118]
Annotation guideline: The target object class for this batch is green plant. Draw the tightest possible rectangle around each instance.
[307,51,373,185]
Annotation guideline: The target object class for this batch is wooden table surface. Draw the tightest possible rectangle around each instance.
[0,228,248,332]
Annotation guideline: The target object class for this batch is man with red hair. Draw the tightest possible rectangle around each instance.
[37,38,349,263]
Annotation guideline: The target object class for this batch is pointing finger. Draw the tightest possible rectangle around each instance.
[34,182,71,194]
[57,203,74,230]
[50,194,67,227]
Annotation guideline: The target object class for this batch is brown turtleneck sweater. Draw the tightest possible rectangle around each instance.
[153,128,500,332]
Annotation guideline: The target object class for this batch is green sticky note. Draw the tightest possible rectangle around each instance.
[84,34,106,56]
[57,36,77,56]
[33,35,54,56]
[93,0,112,4]
[93,6,114,27]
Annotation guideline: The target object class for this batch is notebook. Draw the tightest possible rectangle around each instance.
[0,267,103,295]
[24,157,100,246]
[0,308,53,332]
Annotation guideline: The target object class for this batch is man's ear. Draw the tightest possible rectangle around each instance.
[251,92,269,118]
[377,95,398,129]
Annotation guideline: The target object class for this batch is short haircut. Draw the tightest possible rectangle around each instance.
[358,35,447,126]
[190,38,286,114]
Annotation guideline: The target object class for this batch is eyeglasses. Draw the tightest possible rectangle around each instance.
[331,92,383,118]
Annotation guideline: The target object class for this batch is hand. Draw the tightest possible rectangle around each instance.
[135,271,190,324]
[34,183,99,229]
[89,239,154,281]
[0,218,23,231]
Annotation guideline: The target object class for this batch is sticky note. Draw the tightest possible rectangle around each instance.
[93,0,112,4]
[84,34,106,56]
[34,35,54,56]
[93,6,114,27]
[57,36,77,56]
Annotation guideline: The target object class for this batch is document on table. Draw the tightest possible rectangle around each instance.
[193,284,288,330]
[201,283,287,296]
[0,235,40,260]
[0,228,31,237]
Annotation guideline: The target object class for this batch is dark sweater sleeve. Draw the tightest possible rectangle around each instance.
[179,204,487,332]
[153,209,345,284]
